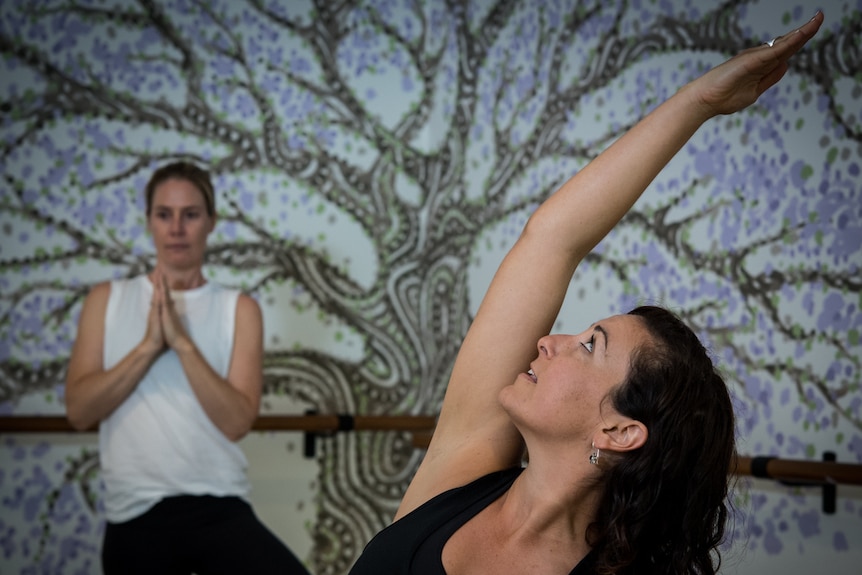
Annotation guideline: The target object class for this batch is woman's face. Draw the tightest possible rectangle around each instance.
[500,314,650,443]
[147,178,215,271]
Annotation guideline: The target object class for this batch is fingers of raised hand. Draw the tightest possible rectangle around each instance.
[760,11,823,53]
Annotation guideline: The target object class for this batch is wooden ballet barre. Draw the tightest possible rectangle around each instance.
[253,414,438,432]
[0,415,437,434]
[734,454,862,486]
[2,417,860,488]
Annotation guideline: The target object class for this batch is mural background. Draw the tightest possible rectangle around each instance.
[0,0,860,573]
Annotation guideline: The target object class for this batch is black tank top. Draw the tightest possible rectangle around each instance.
[348,467,596,574]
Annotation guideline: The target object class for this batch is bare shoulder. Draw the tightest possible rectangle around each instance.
[231,292,263,355]
[235,291,262,315]
[78,281,112,320]
[87,280,112,301]
[234,292,263,331]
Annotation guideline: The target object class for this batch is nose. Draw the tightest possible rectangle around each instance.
[169,215,184,235]
[537,334,557,358]
[537,333,578,358]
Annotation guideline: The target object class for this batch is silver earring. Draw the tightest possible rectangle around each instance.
[589,441,600,465]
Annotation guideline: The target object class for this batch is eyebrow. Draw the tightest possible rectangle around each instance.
[153,204,205,211]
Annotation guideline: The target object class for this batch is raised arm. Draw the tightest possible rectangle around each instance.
[397,12,824,517]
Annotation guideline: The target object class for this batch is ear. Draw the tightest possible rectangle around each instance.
[595,419,648,453]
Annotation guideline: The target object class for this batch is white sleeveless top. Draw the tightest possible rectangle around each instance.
[100,275,250,523]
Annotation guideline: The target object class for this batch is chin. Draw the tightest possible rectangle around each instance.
[497,385,523,419]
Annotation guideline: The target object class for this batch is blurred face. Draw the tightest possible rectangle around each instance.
[147,178,215,271]
[499,314,650,442]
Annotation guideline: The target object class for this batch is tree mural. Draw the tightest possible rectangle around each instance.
[1,0,859,572]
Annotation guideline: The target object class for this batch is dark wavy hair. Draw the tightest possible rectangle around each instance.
[587,305,736,575]
[144,161,216,217]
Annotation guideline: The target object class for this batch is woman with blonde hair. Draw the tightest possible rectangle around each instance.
[66,161,309,575]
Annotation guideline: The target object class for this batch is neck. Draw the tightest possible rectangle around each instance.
[151,266,206,290]
[503,448,604,544]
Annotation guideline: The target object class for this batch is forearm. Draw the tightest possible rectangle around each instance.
[456,80,715,396]
[525,82,712,264]
[174,342,259,441]
[65,342,160,430]
[474,82,713,348]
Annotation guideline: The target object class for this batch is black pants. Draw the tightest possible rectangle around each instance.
[102,495,310,575]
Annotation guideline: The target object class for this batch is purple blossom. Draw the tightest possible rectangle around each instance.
[762,519,784,554]
[833,531,849,551]
[794,509,821,538]
[847,435,862,462]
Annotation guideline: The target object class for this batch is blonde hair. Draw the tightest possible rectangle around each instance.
[144,161,216,217]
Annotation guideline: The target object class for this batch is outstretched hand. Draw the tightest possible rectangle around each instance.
[688,11,823,117]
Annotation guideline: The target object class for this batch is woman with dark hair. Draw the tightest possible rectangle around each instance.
[65,161,309,574]
[595,305,736,573]
[350,12,823,575]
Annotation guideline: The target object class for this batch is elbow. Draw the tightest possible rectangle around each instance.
[520,214,587,266]
[226,429,248,442]
[224,423,252,442]
[64,393,97,432]
[65,397,82,430]
[227,396,260,442]
[65,408,95,432]
[224,411,257,442]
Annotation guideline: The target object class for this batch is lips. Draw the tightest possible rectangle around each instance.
[526,368,537,383]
